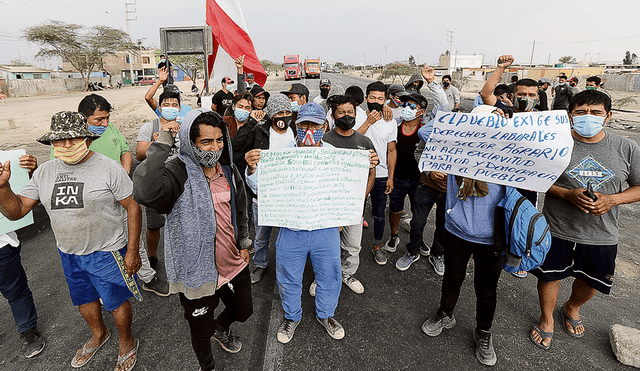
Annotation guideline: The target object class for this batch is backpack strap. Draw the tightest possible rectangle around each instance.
[152,118,160,136]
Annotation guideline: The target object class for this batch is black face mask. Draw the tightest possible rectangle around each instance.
[272,115,293,130]
[443,81,450,88]
[320,87,330,99]
[367,101,383,113]
[334,115,356,130]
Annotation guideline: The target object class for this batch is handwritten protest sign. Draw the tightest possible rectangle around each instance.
[418,110,573,192]
[0,149,34,235]
[258,147,369,230]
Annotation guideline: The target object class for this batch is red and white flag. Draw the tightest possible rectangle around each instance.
[206,0,267,88]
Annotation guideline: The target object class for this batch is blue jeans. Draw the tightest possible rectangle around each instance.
[0,244,38,333]
[407,184,446,256]
[388,179,419,213]
[370,177,388,245]
[275,227,341,321]
[252,199,273,269]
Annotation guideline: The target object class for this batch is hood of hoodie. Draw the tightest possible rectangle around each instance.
[320,82,346,113]
[178,108,232,168]
[405,73,424,92]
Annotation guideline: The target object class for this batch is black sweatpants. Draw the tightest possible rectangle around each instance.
[439,230,502,331]
[179,266,253,371]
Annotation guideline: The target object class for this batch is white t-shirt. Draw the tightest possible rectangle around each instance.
[0,232,19,249]
[269,126,295,149]
[328,106,367,131]
[313,95,325,105]
[358,116,397,178]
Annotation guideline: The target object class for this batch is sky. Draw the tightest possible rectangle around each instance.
[1,0,639,69]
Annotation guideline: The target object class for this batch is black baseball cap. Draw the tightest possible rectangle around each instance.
[400,93,428,109]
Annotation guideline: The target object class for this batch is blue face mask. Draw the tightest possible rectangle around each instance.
[161,107,180,121]
[87,124,107,135]
[296,127,324,146]
[234,108,250,122]
[572,114,605,138]
[401,106,418,121]
[290,101,300,112]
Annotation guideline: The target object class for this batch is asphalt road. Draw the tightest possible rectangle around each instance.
[1,73,639,370]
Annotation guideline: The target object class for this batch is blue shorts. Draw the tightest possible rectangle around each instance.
[59,246,143,311]
[531,237,616,295]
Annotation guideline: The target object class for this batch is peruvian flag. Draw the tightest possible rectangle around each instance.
[206,0,267,88]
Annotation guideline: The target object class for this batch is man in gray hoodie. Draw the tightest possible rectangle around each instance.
[133,109,252,371]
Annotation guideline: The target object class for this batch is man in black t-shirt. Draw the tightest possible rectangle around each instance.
[212,77,235,116]
[384,93,428,271]
[323,95,376,295]
[552,74,573,110]
[211,56,248,116]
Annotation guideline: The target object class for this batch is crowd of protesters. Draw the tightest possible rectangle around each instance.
[0,53,637,370]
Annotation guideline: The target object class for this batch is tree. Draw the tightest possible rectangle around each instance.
[260,60,280,72]
[408,55,416,67]
[558,56,576,64]
[171,55,204,84]
[378,63,418,84]
[623,51,638,65]
[23,20,137,91]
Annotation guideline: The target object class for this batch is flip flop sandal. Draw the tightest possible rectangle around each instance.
[114,338,139,371]
[560,306,585,338]
[529,324,553,350]
[512,271,528,278]
[71,330,111,368]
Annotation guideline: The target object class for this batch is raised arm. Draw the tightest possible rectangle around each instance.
[0,161,39,220]
[481,55,514,107]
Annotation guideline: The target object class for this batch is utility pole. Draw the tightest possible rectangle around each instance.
[529,40,536,67]
[547,54,551,66]
[447,30,453,73]
[384,45,387,65]
[125,2,137,85]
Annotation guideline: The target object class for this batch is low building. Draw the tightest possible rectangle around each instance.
[0,65,53,80]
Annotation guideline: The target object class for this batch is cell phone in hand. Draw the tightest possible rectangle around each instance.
[584,182,598,201]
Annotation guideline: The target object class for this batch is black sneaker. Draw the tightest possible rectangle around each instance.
[20,326,45,358]
[474,329,497,366]
[142,276,170,297]
[213,328,242,353]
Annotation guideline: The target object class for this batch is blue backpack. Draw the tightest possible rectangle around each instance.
[494,187,551,273]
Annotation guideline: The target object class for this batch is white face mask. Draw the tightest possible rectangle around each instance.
[226,83,236,92]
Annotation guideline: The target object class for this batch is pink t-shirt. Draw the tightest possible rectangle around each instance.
[209,167,247,288]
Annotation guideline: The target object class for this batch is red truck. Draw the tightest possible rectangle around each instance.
[284,55,301,80]
[304,58,321,78]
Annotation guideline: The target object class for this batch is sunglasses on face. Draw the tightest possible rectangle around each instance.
[401,102,419,110]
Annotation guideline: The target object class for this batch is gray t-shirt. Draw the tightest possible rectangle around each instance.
[543,132,640,245]
[137,119,180,160]
[323,129,375,151]
[444,85,460,111]
[19,153,133,255]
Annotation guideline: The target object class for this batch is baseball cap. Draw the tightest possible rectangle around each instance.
[246,73,254,79]
[538,77,551,84]
[280,83,309,97]
[295,102,326,125]
[400,93,428,109]
[388,84,410,98]
[319,78,331,87]
[569,76,579,83]
[224,77,234,84]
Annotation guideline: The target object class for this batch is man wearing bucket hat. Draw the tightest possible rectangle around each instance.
[238,94,296,284]
[0,111,143,371]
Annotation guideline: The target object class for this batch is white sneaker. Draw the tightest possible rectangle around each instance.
[277,318,300,344]
[342,275,364,294]
[309,280,317,297]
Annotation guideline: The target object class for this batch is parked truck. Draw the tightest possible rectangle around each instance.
[284,55,302,80]
[304,58,321,78]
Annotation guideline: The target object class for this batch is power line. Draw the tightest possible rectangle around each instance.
[25,0,111,14]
